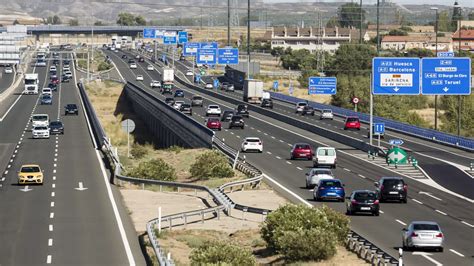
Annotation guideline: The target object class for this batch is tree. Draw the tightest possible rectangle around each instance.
[388,29,408,36]
[69,19,79,26]
[44,15,62,25]
[325,16,339,28]
[468,12,474,20]
[326,44,376,76]
[13,19,20,25]
[270,47,284,57]
[437,11,451,32]
[117,12,136,26]
[94,21,105,26]
[135,15,146,26]
[451,1,463,31]
[337,3,365,29]
[440,94,474,137]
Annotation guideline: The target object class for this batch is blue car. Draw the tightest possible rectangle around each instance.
[41,95,53,105]
[174,89,184,97]
[313,179,345,202]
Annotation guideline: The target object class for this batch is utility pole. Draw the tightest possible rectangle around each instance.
[227,0,231,46]
[457,14,462,136]
[371,0,381,146]
[247,0,250,79]
[376,0,380,54]
[359,0,363,44]
[431,7,439,130]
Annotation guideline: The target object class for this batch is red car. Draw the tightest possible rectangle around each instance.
[51,77,60,85]
[290,143,314,160]
[206,118,222,131]
[344,116,361,130]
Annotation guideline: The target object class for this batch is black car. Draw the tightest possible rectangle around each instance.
[221,110,234,122]
[220,82,229,90]
[122,54,128,59]
[261,99,273,109]
[375,177,407,203]
[161,86,172,95]
[128,59,135,64]
[53,59,59,65]
[229,115,244,129]
[138,57,145,63]
[64,104,78,115]
[236,104,249,118]
[63,60,71,66]
[346,190,379,216]
[174,90,184,98]
[302,106,315,116]
[49,121,64,135]
[179,104,192,115]
[164,97,175,105]
[49,83,58,91]
[62,74,70,83]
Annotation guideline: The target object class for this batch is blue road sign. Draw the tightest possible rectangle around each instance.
[374,123,385,134]
[308,77,337,95]
[183,42,200,56]
[163,32,177,45]
[213,79,219,89]
[143,28,156,39]
[289,85,294,96]
[421,57,471,95]
[195,74,201,83]
[273,81,279,90]
[200,42,218,49]
[162,54,166,63]
[217,48,239,65]
[372,57,420,95]
[389,139,404,146]
[196,48,217,65]
[178,31,188,44]
[437,52,454,57]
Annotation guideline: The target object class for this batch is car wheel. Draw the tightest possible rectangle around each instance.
[344,127,347,130]
[346,209,351,215]
[374,211,379,216]
[438,247,444,252]
[312,113,315,116]
[402,198,407,203]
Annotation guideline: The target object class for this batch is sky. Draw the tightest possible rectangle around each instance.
[263,0,474,8]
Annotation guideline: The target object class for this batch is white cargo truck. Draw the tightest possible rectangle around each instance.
[243,79,264,104]
[24,73,39,94]
[161,67,174,91]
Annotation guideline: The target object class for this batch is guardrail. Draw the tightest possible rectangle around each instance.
[77,82,107,147]
[268,91,474,152]
[346,231,399,265]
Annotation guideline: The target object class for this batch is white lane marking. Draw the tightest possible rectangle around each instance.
[52,176,56,180]
[263,173,312,207]
[343,168,350,172]
[53,169,56,174]
[48,238,53,246]
[276,156,282,160]
[358,174,366,179]
[49,224,53,232]
[412,199,423,204]
[53,163,57,168]
[435,209,447,216]
[287,143,292,147]
[0,91,24,122]
[46,255,52,264]
[257,130,261,132]
[266,151,272,155]
[418,191,442,201]
[271,136,276,139]
[264,132,268,136]
[449,249,465,257]
[379,210,384,214]
[230,132,234,135]
[286,161,292,165]
[236,135,240,138]
[50,202,54,207]
[461,221,474,228]
[297,167,303,170]
[52,184,55,188]
[412,252,442,266]
[250,127,254,130]
[49,212,54,219]
[395,219,406,226]
[4,170,8,175]
[51,192,55,197]
[279,139,284,142]
[54,158,57,162]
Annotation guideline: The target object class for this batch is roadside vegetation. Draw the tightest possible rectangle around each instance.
[76,48,113,73]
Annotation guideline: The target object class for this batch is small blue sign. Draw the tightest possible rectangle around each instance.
[195,74,201,83]
[178,31,188,44]
[162,54,166,63]
[183,42,200,56]
[421,57,471,95]
[200,42,218,49]
[372,57,420,95]
[389,139,404,146]
[437,52,454,57]
[213,79,219,89]
[196,48,217,65]
[163,32,177,45]
[217,48,239,65]
[143,28,156,39]
[289,85,294,96]
[273,81,279,90]
[308,77,337,95]
[374,123,385,134]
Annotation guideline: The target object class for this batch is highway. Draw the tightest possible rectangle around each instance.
[107,48,474,266]
[0,51,144,265]
[0,66,16,94]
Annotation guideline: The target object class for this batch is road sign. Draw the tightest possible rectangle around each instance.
[372,57,420,95]
[213,79,219,89]
[121,119,135,133]
[437,52,454,57]
[183,42,199,56]
[196,48,217,65]
[156,30,165,39]
[195,74,201,83]
[143,28,156,39]
[386,147,408,164]
[389,139,404,146]
[162,54,166,63]
[200,42,218,49]
[421,57,471,95]
[374,123,385,134]
[217,48,239,65]
[308,77,337,95]
[163,31,177,45]
[352,97,360,104]
[178,31,188,44]
[273,80,279,90]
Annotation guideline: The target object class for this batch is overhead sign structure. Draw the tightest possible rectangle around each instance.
[421,57,471,95]
[178,31,188,44]
[374,123,385,135]
[437,52,454,57]
[389,139,404,146]
[143,28,156,39]
[183,42,200,56]
[372,57,420,95]
[156,30,165,39]
[308,77,337,95]
[386,147,408,165]
[196,48,217,65]
[217,48,239,65]
[163,31,177,45]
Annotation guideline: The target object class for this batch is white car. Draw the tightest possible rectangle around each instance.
[130,63,137,69]
[42,88,52,96]
[313,147,337,168]
[32,126,50,139]
[49,66,57,72]
[64,71,73,78]
[206,105,221,117]
[63,66,71,72]
[135,55,140,59]
[305,168,334,188]
[173,101,185,110]
[320,109,334,120]
[150,80,161,88]
[205,83,213,89]
[4,67,13,74]
[136,75,144,81]
[185,70,194,76]
[402,221,444,252]
[147,65,154,71]
[295,102,308,113]
[241,137,263,153]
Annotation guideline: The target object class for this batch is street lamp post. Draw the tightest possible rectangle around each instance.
[247,0,250,79]
[431,7,439,131]
[359,0,363,44]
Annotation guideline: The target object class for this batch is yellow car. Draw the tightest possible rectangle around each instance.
[18,164,44,185]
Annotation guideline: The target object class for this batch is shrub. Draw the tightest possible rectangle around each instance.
[260,204,349,261]
[127,158,176,181]
[98,61,111,71]
[190,150,233,180]
[189,241,256,265]
[130,143,148,159]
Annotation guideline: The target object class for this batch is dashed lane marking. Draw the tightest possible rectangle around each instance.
[449,249,465,257]
[412,199,423,204]
[435,209,447,216]
[297,167,303,170]
[395,219,406,226]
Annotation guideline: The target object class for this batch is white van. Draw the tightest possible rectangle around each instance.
[42,88,52,96]
[31,114,49,128]
[313,147,337,168]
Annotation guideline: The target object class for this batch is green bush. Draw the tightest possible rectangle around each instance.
[189,241,256,265]
[190,150,233,180]
[127,158,176,181]
[260,204,349,261]
[130,143,148,159]
[98,61,112,71]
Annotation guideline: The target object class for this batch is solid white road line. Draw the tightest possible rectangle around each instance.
[412,199,423,204]
[435,209,447,216]
[286,161,292,165]
[395,219,406,226]
[343,168,350,172]
[449,249,465,257]
[461,221,474,228]
[46,255,52,264]
[48,238,53,246]
[419,191,442,201]
[262,173,312,207]
[358,174,366,179]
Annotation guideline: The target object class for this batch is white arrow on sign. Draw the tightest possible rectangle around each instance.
[74,182,88,191]
[442,87,449,92]
[393,87,400,92]
[388,151,405,162]
[412,252,442,266]
[331,88,336,92]
[19,185,32,192]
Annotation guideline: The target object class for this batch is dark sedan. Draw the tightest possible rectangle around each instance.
[64,104,78,115]
[301,106,315,116]
[49,121,64,135]
[221,110,234,122]
[174,89,184,98]
[346,190,380,216]
[229,115,245,129]
[180,104,192,115]
[261,99,273,109]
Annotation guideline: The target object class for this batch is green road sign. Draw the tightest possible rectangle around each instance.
[386,147,408,164]
[200,69,206,75]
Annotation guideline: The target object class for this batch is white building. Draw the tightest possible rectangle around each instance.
[381,35,453,52]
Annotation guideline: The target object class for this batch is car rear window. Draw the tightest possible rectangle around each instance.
[322,109,332,113]
[247,139,260,142]
[313,170,332,176]
[232,116,242,121]
[50,122,62,126]
[34,126,48,130]
[384,179,404,187]
[209,105,219,109]
[296,144,310,149]
[320,180,342,187]
[318,148,335,156]
[193,96,202,100]
[33,115,48,121]
[347,117,359,122]
[21,166,40,173]
[354,192,377,200]
[413,224,440,231]
[238,105,247,110]
[297,102,307,107]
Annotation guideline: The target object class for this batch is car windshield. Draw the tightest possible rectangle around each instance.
[21,166,40,173]
[42,96,51,99]
[347,117,359,122]
[209,106,219,109]
[297,102,307,107]
[312,170,331,176]
[181,104,190,108]
[320,180,342,187]
[34,126,48,130]
[237,105,247,110]
[413,224,440,231]
[295,144,310,149]
[384,179,404,187]
[25,79,36,85]
[33,115,48,121]
[67,104,77,108]
[318,148,335,156]
[232,116,242,121]
[50,122,62,126]
[354,192,377,200]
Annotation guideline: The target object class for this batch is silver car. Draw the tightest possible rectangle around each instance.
[305,168,333,188]
[402,221,444,252]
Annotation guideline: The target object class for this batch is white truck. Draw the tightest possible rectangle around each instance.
[24,73,39,94]
[243,79,264,104]
[162,68,174,91]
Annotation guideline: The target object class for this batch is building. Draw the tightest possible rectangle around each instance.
[381,35,452,52]
[268,26,369,54]
[452,29,474,51]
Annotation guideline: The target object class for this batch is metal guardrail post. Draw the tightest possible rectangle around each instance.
[470,162,474,171]
[201,211,204,223]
